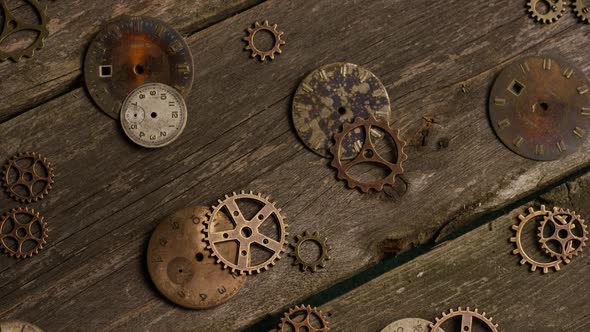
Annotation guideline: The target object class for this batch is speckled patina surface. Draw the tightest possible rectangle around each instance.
[292,63,391,159]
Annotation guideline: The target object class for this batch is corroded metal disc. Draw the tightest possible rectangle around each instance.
[381,318,441,332]
[489,56,590,161]
[292,63,391,159]
[147,206,245,309]
[0,320,43,332]
[84,15,194,119]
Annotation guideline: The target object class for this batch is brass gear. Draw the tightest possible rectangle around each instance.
[510,205,563,273]
[243,20,285,61]
[203,190,288,275]
[278,304,329,332]
[430,307,498,332]
[573,0,590,22]
[527,0,567,24]
[290,231,331,272]
[538,207,588,264]
[0,207,48,259]
[330,115,407,193]
[0,0,49,62]
[3,152,55,203]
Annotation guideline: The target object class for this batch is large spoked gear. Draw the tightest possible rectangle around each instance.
[203,190,288,275]
[526,0,567,24]
[573,0,590,22]
[0,207,48,259]
[3,152,55,203]
[510,205,563,273]
[243,20,285,61]
[290,231,331,272]
[278,304,330,332]
[538,207,588,264]
[430,307,498,332]
[0,0,49,62]
[330,114,407,193]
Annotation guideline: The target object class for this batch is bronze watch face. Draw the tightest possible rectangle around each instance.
[147,206,245,309]
[84,15,194,119]
[489,56,590,161]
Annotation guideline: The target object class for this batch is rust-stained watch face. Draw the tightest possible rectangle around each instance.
[0,320,43,332]
[489,56,590,161]
[292,63,391,159]
[147,206,245,309]
[84,15,194,119]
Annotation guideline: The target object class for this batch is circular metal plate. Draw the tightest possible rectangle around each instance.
[489,56,590,161]
[292,63,391,159]
[0,321,43,332]
[84,15,194,119]
[147,206,246,309]
[121,83,188,148]
[381,318,441,332]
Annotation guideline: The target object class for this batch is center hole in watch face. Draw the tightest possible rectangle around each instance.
[241,227,253,238]
[539,102,549,112]
[195,252,204,262]
[253,29,276,52]
[134,64,145,75]
[151,112,157,118]
[364,149,374,158]
[338,106,347,115]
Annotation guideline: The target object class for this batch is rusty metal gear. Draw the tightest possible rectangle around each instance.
[0,0,49,62]
[290,231,331,272]
[538,207,588,264]
[573,0,590,22]
[278,304,329,332]
[0,207,48,259]
[330,114,407,193]
[527,0,567,24]
[510,205,563,273]
[430,307,498,332]
[3,152,54,203]
[204,190,288,275]
[243,20,285,61]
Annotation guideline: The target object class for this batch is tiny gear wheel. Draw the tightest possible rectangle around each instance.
[510,205,563,273]
[0,207,48,259]
[278,304,330,332]
[204,190,288,275]
[430,307,498,332]
[243,20,285,61]
[3,152,55,203]
[0,0,49,62]
[526,0,567,24]
[290,231,331,272]
[573,0,590,22]
[330,114,408,193]
[538,207,588,264]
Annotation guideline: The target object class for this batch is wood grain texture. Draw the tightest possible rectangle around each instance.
[0,0,588,330]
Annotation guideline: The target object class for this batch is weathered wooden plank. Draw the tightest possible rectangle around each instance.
[0,0,264,122]
[320,173,590,331]
[0,0,588,331]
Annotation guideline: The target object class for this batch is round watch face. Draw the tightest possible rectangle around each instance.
[84,15,194,119]
[120,83,187,148]
[381,318,440,332]
[489,56,590,160]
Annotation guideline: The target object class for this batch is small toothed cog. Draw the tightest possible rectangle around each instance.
[278,304,330,332]
[538,207,588,264]
[573,0,590,23]
[0,207,48,259]
[0,0,49,62]
[290,231,331,272]
[243,20,285,61]
[526,0,567,24]
[3,151,55,203]
[430,307,498,332]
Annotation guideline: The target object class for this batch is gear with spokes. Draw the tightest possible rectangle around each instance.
[510,205,564,273]
[330,114,407,193]
[526,0,567,24]
[0,0,49,62]
[3,152,55,203]
[0,207,48,259]
[278,304,330,332]
[430,307,498,332]
[573,0,590,22]
[203,190,288,275]
[243,20,285,61]
[538,207,588,264]
[290,231,331,272]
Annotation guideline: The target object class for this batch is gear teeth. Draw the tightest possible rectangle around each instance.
[243,20,285,61]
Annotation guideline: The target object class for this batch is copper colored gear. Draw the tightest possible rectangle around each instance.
[329,114,407,193]
[243,20,285,61]
[290,231,331,272]
[430,307,498,332]
[0,0,49,62]
[3,152,55,203]
[573,0,590,23]
[527,0,567,24]
[0,207,48,259]
[510,205,563,273]
[278,304,330,332]
[538,207,588,264]
[203,190,288,275]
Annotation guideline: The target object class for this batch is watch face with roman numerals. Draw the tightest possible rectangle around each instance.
[120,83,187,148]
[84,15,193,119]
[489,56,590,161]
